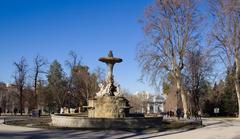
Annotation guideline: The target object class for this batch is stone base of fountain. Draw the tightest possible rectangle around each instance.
[51,115,163,129]
[51,95,163,129]
[87,96,130,118]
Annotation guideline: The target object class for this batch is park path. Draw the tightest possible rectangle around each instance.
[149,118,240,139]
[0,118,240,139]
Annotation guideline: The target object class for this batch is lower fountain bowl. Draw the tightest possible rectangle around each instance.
[51,114,163,129]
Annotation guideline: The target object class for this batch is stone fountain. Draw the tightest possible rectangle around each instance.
[51,51,163,129]
[87,50,130,118]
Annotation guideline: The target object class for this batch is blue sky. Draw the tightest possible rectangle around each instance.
[0,0,156,93]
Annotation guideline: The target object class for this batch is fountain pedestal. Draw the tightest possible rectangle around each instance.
[88,96,130,118]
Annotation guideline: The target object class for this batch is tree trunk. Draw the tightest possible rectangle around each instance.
[34,74,38,109]
[192,91,199,117]
[20,87,23,116]
[234,55,240,118]
[176,72,188,119]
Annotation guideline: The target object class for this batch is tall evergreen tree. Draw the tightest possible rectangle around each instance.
[222,68,238,116]
[47,60,68,112]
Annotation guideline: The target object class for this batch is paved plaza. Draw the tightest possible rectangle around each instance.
[0,118,240,139]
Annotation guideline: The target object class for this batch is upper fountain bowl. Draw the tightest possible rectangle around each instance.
[99,50,122,64]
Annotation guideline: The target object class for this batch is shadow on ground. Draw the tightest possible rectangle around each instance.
[0,126,200,139]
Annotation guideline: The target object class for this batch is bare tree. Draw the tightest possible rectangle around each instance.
[66,51,81,68]
[65,51,82,110]
[94,67,106,85]
[65,51,81,93]
[13,57,28,115]
[184,49,213,116]
[32,55,47,109]
[209,0,240,118]
[137,0,202,118]
[72,65,98,107]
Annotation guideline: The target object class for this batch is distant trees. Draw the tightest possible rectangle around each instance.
[4,51,103,115]
[208,67,240,117]
[71,65,99,108]
[41,81,55,114]
[184,49,213,116]
[137,0,202,118]
[125,91,149,113]
[65,51,99,110]
[65,51,82,110]
[200,67,240,117]
[210,0,240,118]
[198,80,213,116]
[0,83,8,113]
[201,82,223,116]
[13,57,28,115]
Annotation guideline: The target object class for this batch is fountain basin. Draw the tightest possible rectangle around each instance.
[51,114,163,129]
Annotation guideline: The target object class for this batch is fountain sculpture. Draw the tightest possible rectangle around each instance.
[96,50,122,97]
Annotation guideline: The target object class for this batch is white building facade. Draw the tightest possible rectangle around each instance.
[147,95,165,114]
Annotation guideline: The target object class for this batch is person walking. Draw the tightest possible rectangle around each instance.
[176,108,181,120]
